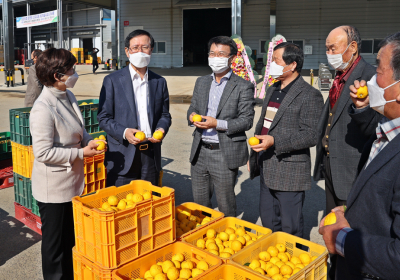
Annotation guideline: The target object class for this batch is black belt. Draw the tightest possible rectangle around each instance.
[201,141,220,150]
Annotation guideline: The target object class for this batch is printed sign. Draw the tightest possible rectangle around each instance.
[16,10,58,28]
[124,21,129,26]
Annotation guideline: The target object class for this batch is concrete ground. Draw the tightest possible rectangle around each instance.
[0,65,328,279]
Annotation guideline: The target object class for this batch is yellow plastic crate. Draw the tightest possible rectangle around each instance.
[182,217,272,263]
[113,242,222,280]
[199,264,266,279]
[11,142,32,178]
[72,180,176,268]
[73,248,113,280]
[176,202,224,240]
[230,232,328,280]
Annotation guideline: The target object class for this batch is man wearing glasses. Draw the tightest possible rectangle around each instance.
[98,29,172,187]
[187,36,255,216]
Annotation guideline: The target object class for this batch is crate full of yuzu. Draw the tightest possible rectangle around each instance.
[182,217,272,263]
[113,241,222,280]
[72,180,176,268]
[230,232,328,280]
[199,263,267,280]
[176,202,224,240]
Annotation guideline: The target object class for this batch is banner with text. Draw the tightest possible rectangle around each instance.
[16,10,58,28]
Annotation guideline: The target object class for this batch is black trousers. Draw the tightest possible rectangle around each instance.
[38,201,75,280]
[322,155,347,280]
[107,143,159,187]
[259,153,305,238]
[92,61,99,73]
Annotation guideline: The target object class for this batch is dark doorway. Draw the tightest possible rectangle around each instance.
[183,8,231,66]
[82,38,93,55]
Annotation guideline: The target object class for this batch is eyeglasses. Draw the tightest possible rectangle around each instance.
[208,52,231,58]
[128,45,151,53]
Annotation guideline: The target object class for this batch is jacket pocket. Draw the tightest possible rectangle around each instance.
[232,135,247,142]
[49,165,68,172]
[281,153,308,162]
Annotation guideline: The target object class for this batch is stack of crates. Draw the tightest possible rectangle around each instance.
[9,102,105,234]
[71,48,84,64]
[0,131,13,189]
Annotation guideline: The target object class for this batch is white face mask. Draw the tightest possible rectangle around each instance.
[208,56,231,74]
[269,61,292,79]
[129,52,151,68]
[326,44,353,71]
[59,72,79,88]
[367,74,400,115]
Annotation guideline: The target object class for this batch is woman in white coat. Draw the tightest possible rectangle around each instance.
[30,48,106,280]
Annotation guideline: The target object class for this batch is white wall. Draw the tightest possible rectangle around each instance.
[276,0,400,69]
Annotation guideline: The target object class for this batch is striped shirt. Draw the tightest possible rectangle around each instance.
[201,71,231,143]
[335,116,400,257]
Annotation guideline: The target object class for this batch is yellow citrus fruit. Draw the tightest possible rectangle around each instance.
[272,274,284,280]
[191,268,204,278]
[144,270,152,278]
[225,227,235,234]
[162,260,175,273]
[248,137,260,146]
[102,202,110,209]
[276,243,286,253]
[311,256,318,262]
[219,232,229,241]
[267,265,280,277]
[219,252,232,258]
[206,239,216,248]
[206,229,216,239]
[81,102,88,105]
[117,200,127,210]
[154,274,167,280]
[177,213,187,222]
[189,215,197,222]
[246,240,255,246]
[292,267,302,275]
[259,251,271,261]
[285,261,295,269]
[229,233,237,241]
[324,212,337,226]
[259,260,267,270]
[96,141,106,151]
[187,221,196,230]
[135,131,146,141]
[290,256,301,265]
[249,259,261,270]
[181,260,194,270]
[207,243,218,251]
[285,252,291,260]
[265,262,274,271]
[231,240,242,252]
[107,195,118,206]
[243,234,251,242]
[179,268,192,279]
[217,244,224,252]
[215,238,222,245]
[196,260,208,271]
[166,266,179,280]
[143,192,152,200]
[270,256,280,264]
[357,85,368,99]
[153,130,164,140]
[235,227,246,237]
[280,265,293,275]
[295,263,305,269]
[126,193,133,201]
[299,253,311,265]
[223,248,235,255]
[171,253,184,262]
[172,260,181,269]
[209,249,219,256]
[176,228,184,237]
[99,135,106,140]
[278,252,289,262]
[196,239,205,249]
[275,261,285,268]
[236,236,246,245]
[132,193,144,203]
[254,267,266,275]
[267,246,279,257]
[150,264,163,276]
[192,114,202,122]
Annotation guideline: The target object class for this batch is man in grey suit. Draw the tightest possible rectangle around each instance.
[187,36,255,217]
[313,25,381,280]
[249,42,324,237]
[24,49,43,107]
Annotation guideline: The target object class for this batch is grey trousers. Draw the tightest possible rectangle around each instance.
[191,145,238,217]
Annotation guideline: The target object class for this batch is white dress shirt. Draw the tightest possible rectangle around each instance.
[123,65,152,139]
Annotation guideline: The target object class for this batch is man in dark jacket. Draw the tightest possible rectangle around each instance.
[320,32,400,280]
[249,42,323,238]
[91,48,99,74]
[24,49,43,107]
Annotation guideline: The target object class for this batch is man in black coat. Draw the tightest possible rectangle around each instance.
[319,32,400,280]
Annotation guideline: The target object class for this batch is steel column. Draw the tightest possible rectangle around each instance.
[57,0,63,48]
[231,0,241,36]
[3,0,15,74]
[27,3,31,58]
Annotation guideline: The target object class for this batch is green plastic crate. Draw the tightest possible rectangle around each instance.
[0,131,12,160]
[78,99,99,128]
[9,107,32,145]
[89,131,107,139]
[13,172,40,217]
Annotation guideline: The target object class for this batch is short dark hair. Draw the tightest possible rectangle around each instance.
[273,42,304,73]
[378,32,400,81]
[31,49,42,58]
[35,48,77,87]
[342,25,362,53]
[125,29,155,49]
[208,36,238,56]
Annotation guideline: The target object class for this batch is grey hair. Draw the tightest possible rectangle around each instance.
[341,25,362,53]
[379,32,400,81]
